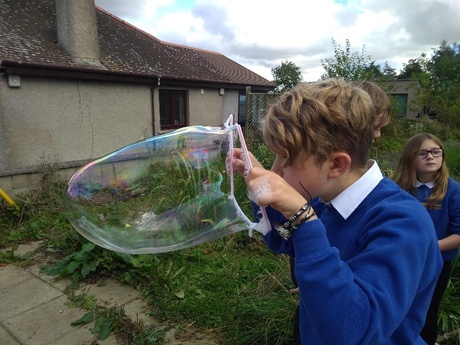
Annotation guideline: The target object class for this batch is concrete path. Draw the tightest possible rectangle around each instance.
[0,242,218,345]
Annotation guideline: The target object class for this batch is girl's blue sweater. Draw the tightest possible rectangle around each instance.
[416,177,460,261]
[262,177,442,344]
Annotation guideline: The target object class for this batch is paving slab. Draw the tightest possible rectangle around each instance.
[78,278,140,307]
[3,295,117,345]
[0,324,20,345]
[122,297,159,326]
[0,242,219,344]
[25,263,71,292]
[0,265,62,322]
[1,241,70,291]
[47,330,119,345]
[11,241,43,257]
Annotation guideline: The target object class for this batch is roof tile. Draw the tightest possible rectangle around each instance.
[0,0,274,89]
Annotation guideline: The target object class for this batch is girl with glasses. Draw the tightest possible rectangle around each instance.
[393,132,460,345]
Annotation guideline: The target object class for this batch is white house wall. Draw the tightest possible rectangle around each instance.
[0,76,235,194]
[0,76,151,171]
[180,88,235,128]
[221,90,239,125]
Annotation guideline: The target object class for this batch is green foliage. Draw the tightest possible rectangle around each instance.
[0,172,72,249]
[41,236,139,289]
[428,41,460,126]
[68,292,166,344]
[429,41,460,86]
[398,54,429,80]
[0,246,27,264]
[91,312,113,340]
[3,132,460,343]
[320,38,460,143]
[134,237,296,344]
[402,41,460,128]
[43,232,295,344]
[225,257,297,345]
[439,255,460,342]
[42,241,103,282]
[382,62,397,79]
[250,143,276,170]
[370,116,460,178]
[320,38,395,81]
[271,60,303,93]
[227,296,295,345]
[67,290,113,341]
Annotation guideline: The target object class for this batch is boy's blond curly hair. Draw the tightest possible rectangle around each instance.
[263,78,375,170]
[353,80,391,130]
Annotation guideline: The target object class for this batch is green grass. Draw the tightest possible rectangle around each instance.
[438,255,460,344]
[2,119,460,344]
[0,153,297,344]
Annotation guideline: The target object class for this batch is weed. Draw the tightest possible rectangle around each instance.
[2,124,460,343]
[43,241,102,282]
[439,255,460,339]
[68,291,166,344]
[0,246,25,264]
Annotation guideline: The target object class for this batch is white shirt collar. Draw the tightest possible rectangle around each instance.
[415,180,435,188]
[328,160,383,220]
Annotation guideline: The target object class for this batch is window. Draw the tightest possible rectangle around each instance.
[238,91,246,127]
[391,94,408,117]
[159,90,187,129]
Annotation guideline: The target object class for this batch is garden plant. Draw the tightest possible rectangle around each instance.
[1,116,460,345]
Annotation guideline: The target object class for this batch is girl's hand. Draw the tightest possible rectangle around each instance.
[246,167,308,219]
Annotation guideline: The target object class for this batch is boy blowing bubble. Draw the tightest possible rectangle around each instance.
[230,79,441,344]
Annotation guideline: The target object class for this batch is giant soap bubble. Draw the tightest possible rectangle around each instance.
[64,117,270,254]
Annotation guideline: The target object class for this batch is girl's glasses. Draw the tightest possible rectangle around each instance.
[417,148,444,159]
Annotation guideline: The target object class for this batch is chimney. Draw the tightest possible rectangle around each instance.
[55,0,102,66]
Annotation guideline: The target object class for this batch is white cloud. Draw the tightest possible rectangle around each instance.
[95,0,460,81]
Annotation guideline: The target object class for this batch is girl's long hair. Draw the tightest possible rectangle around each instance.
[392,133,449,207]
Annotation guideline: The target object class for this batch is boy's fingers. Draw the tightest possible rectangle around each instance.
[290,287,300,294]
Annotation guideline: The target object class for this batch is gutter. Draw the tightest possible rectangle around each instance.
[0,59,275,92]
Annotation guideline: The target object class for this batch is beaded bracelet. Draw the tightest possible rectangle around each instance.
[288,202,310,223]
[275,202,311,240]
[290,209,316,232]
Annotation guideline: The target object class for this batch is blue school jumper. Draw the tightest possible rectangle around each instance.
[416,177,460,261]
[261,162,442,344]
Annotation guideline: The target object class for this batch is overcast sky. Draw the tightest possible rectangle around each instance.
[94,0,460,82]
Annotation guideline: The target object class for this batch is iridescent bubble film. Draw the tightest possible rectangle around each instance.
[65,125,265,254]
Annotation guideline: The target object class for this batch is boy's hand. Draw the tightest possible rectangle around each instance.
[246,167,308,219]
[227,148,263,176]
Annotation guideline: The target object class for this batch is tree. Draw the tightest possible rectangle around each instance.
[271,60,303,93]
[320,38,382,81]
[397,54,431,117]
[382,62,397,80]
[428,41,460,126]
[398,54,429,80]
[405,41,460,125]
[429,41,460,85]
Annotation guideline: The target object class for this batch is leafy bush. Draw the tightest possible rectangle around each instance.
[2,116,460,343]
[250,143,276,169]
[438,255,460,344]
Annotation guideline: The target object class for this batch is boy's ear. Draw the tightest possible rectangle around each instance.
[328,152,351,177]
